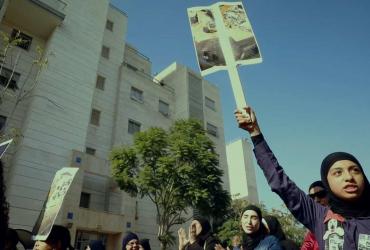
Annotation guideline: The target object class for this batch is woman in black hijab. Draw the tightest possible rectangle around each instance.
[240,205,281,250]
[320,152,370,218]
[178,216,218,250]
[263,216,298,250]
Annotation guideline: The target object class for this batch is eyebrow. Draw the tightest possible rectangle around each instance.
[329,167,343,172]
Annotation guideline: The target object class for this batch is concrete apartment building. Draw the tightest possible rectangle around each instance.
[226,139,259,203]
[0,1,236,249]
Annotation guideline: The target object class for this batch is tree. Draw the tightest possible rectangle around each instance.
[216,197,305,247]
[0,30,50,140]
[110,119,230,250]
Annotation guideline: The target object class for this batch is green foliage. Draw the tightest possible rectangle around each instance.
[110,119,230,250]
[268,205,306,246]
[216,198,305,247]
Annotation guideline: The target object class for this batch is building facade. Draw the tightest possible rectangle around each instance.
[226,139,259,203]
[0,1,234,249]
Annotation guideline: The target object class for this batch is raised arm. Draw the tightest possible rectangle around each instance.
[234,106,327,231]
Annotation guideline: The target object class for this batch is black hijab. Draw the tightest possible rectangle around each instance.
[192,216,212,249]
[241,205,267,250]
[263,215,285,241]
[321,152,370,218]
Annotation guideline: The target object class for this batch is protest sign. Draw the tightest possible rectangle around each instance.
[188,2,262,108]
[33,167,78,240]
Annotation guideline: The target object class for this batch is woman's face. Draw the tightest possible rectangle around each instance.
[125,239,140,250]
[241,210,260,234]
[190,220,203,237]
[327,160,365,201]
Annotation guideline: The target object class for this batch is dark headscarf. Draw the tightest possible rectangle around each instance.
[308,180,325,192]
[139,239,151,250]
[321,152,370,218]
[89,240,105,250]
[263,216,285,241]
[263,216,299,250]
[5,228,19,250]
[192,216,212,247]
[241,205,267,250]
[122,232,138,250]
[46,225,74,250]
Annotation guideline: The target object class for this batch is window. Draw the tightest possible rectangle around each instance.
[79,192,91,208]
[0,67,20,90]
[106,20,114,31]
[90,109,101,126]
[85,147,96,156]
[0,115,6,131]
[158,100,169,117]
[101,46,110,59]
[96,75,105,90]
[11,29,32,50]
[205,97,216,111]
[130,87,143,102]
[128,119,141,134]
[206,122,218,137]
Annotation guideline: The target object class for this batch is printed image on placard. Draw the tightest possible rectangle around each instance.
[219,3,262,65]
[188,8,226,74]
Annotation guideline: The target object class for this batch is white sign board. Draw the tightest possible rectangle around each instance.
[33,167,78,240]
[188,2,262,108]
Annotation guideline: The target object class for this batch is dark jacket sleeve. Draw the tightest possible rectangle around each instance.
[251,135,327,232]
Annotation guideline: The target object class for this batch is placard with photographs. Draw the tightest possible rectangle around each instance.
[187,2,262,76]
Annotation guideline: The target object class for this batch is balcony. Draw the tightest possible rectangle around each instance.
[2,0,66,39]
[70,149,111,177]
[74,208,126,233]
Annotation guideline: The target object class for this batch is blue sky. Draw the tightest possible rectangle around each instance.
[111,0,370,210]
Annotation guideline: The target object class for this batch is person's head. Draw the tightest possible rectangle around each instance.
[122,232,139,250]
[87,240,105,250]
[240,205,263,235]
[5,228,19,250]
[138,239,151,250]
[33,225,73,250]
[190,216,211,239]
[262,216,285,241]
[321,152,370,218]
[321,152,367,202]
[308,180,329,206]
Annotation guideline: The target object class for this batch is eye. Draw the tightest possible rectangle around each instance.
[351,167,361,174]
[332,170,342,176]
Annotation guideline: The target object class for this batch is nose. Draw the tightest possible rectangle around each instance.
[343,170,355,181]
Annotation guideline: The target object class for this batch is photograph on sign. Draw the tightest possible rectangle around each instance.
[34,167,78,240]
[187,7,226,76]
[219,3,262,65]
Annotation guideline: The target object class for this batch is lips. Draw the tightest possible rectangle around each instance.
[343,184,358,193]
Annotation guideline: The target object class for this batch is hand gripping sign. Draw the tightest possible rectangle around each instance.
[187,2,262,109]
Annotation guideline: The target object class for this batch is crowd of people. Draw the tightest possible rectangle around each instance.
[1,225,153,250]
[2,105,370,250]
[235,106,370,249]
